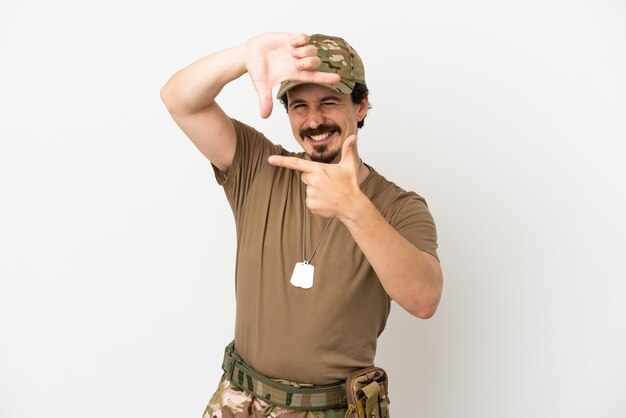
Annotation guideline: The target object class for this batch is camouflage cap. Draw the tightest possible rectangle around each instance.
[276,34,366,99]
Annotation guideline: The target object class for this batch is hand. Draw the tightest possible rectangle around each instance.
[246,33,341,119]
[268,135,365,219]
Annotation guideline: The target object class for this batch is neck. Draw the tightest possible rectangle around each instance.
[357,160,370,185]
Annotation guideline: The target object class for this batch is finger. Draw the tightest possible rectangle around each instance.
[340,134,359,163]
[300,171,324,188]
[300,172,314,186]
[253,81,273,119]
[291,44,317,59]
[296,68,341,85]
[268,155,321,172]
[290,33,309,47]
[294,56,321,70]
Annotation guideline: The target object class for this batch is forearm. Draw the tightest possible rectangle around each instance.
[339,195,443,318]
[160,44,247,115]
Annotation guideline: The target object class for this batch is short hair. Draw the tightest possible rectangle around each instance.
[279,82,371,129]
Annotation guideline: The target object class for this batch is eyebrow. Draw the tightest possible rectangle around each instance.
[319,95,342,102]
[289,98,307,107]
[289,95,342,107]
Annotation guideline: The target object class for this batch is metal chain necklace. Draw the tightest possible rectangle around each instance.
[289,195,334,289]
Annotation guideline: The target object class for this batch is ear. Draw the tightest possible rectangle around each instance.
[356,97,369,123]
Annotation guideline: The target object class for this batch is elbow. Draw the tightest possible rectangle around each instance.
[417,307,438,319]
[160,77,185,114]
[405,278,442,319]
[408,299,439,319]
[159,81,204,117]
[410,259,443,319]
[160,82,175,110]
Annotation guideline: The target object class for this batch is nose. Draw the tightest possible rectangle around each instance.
[305,106,325,129]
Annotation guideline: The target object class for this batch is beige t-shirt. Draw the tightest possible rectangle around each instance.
[213,119,438,385]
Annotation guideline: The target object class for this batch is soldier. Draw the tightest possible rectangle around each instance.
[161,32,443,417]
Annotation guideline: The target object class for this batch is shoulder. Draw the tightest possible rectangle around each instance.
[230,118,301,158]
[364,166,428,210]
[365,166,439,258]
[230,118,267,143]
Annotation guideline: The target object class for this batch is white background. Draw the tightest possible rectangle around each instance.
[1,0,625,417]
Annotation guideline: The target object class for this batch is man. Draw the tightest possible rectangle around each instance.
[161,32,442,417]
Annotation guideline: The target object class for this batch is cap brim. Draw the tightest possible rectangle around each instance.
[276,80,354,99]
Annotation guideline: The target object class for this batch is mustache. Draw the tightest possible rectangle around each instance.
[300,124,341,139]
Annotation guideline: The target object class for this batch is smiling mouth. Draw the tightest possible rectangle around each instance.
[300,124,341,144]
[309,132,333,142]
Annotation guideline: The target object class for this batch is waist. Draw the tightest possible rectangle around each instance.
[233,332,377,384]
[221,340,348,411]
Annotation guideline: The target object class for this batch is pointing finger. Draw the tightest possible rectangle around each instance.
[268,155,320,172]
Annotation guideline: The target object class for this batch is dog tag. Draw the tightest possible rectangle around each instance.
[290,262,314,289]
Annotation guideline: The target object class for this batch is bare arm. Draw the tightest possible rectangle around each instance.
[160,33,340,172]
[160,46,244,172]
[339,195,443,319]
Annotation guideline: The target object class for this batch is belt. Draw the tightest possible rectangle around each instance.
[221,341,347,411]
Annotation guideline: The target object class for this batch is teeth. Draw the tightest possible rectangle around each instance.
[310,132,331,142]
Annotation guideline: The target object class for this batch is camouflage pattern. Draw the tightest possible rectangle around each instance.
[214,343,390,417]
[344,368,390,418]
[276,34,367,99]
[221,341,346,410]
[203,376,348,418]
[230,362,346,410]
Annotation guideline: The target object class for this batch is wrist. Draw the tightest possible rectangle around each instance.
[231,43,248,76]
[337,191,371,225]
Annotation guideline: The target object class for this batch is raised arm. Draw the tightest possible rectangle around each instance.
[160,33,340,172]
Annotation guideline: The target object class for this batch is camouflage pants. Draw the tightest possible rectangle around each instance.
[202,375,347,418]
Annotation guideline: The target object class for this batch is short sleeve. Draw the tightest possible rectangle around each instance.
[389,193,439,261]
[211,118,283,214]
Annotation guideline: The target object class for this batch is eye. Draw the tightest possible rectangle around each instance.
[321,101,337,108]
[290,103,306,111]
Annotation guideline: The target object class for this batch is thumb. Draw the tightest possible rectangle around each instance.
[253,80,274,119]
[340,134,360,169]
